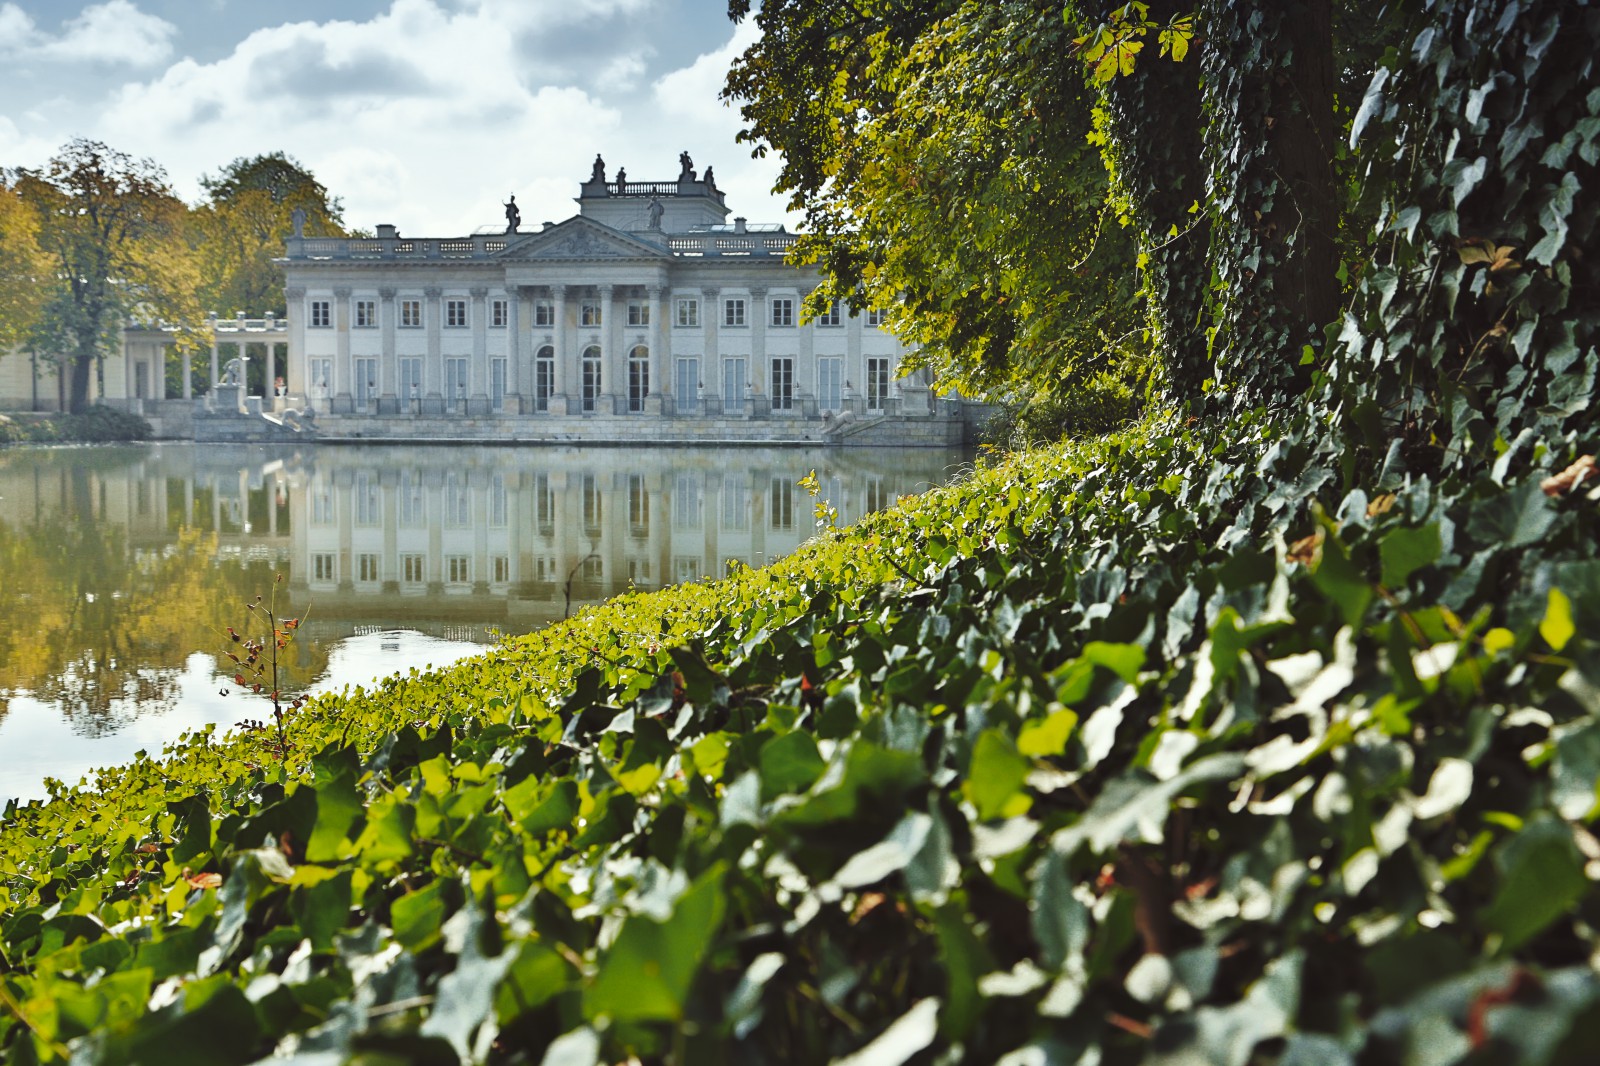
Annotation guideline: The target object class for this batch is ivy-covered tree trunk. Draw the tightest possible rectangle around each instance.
[1076,0,1214,398]
[1201,0,1340,407]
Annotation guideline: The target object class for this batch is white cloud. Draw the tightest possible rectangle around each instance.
[5,1,795,235]
[0,1,179,68]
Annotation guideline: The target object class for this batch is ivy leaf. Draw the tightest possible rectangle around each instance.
[1380,523,1442,589]
[829,998,941,1066]
[586,863,727,1022]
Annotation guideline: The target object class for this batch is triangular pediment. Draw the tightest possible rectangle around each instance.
[497,217,671,261]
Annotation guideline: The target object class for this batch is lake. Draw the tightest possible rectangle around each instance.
[0,442,969,806]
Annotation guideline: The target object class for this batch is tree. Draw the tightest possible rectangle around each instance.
[725,1,1144,402]
[191,152,344,317]
[0,179,49,355]
[727,2,1375,409]
[15,139,201,413]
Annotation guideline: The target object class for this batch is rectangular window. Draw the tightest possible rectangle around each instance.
[445,555,471,584]
[445,357,469,400]
[491,358,506,411]
[400,299,422,328]
[355,299,377,328]
[399,357,423,400]
[535,352,554,412]
[534,301,554,327]
[401,553,426,584]
[867,308,887,327]
[491,298,508,327]
[771,297,794,327]
[582,556,603,581]
[770,357,794,412]
[309,300,331,328]
[313,552,337,582]
[627,301,649,326]
[675,298,699,327]
[358,553,380,583]
[445,299,467,327]
[491,555,510,583]
[309,358,332,397]
[581,300,602,327]
[723,357,747,411]
[628,352,649,414]
[769,478,795,531]
[354,357,377,408]
[817,300,842,327]
[675,357,699,411]
[867,357,892,411]
[723,298,746,327]
[817,356,843,412]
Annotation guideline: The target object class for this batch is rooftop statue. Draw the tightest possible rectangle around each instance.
[291,207,306,238]
[679,151,695,180]
[504,194,521,233]
[590,154,605,182]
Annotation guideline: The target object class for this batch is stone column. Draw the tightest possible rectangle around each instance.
[551,285,571,416]
[332,288,353,412]
[506,286,523,411]
[379,288,397,413]
[847,298,865,408]
[798,284,819,415]
[285,289,306,409]
[208,315,221,399]
[180,342,191,400]
[643,284,666,416]
[699,286,720,417]
[600,283,621,415]
[423,287,444,415]
[750,285,769,414]
[470,286,489,415]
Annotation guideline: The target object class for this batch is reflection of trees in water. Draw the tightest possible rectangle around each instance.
[0,461,328,736]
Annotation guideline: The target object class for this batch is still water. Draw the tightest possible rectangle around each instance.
[0,442,968,805]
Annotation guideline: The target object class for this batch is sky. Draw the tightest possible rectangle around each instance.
[0,0,793,235]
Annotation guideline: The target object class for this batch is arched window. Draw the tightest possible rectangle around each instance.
[628,345,649,413]
[581,345,602,413]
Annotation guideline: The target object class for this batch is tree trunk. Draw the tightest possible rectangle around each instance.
[1080,0,1214,398]
[1201,0,1340,406]
[69,349,94,413]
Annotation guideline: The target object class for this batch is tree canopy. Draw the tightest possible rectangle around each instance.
[190,152,346,318]
[12,140,201,413]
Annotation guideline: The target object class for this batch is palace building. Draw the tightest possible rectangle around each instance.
[265,153,965,445]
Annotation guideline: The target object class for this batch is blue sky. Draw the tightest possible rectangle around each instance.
[0,0,790,234]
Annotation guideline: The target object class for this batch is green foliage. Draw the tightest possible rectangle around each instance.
[0,407,150,445]
[725,1,1144,398]
[191,152,346,317]
[12,140,203,414]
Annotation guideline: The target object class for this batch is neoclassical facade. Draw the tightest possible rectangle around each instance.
[276,155,959,445]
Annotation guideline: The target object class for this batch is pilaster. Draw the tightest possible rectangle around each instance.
[469,286,490,415]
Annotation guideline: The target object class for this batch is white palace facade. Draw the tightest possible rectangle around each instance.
[261,155,965,446]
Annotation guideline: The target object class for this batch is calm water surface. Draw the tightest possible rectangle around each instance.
[0,442,968,805]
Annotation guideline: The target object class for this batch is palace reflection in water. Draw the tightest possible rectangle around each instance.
[0,443,966,802]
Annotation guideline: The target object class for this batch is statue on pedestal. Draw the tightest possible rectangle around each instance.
[590,154,606,182]
[504,194,521,233]
[647,198,664,230]
[678,151,695,180]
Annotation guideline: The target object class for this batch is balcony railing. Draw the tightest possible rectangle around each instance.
[287,229,797,261]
